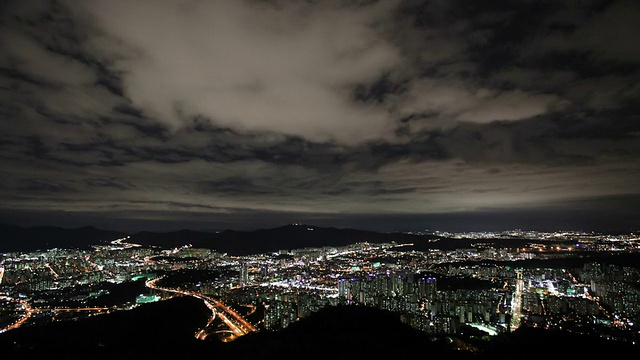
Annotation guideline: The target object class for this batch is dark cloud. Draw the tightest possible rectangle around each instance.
[84,178,129,190]
[17,179,77,194]
[0,0,638,232]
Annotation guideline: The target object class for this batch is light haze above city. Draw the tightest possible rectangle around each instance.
[0,0,639,233]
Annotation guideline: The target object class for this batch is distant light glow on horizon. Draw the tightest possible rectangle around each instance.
[0,0,639,232]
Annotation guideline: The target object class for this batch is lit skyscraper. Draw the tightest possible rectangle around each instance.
[239,261,249,286]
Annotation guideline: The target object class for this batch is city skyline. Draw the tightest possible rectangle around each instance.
[1,0,639,233]
[2,222,639,355]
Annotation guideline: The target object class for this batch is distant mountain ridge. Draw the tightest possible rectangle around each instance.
[2,222,609,256]
[1,222,442,255]
[0,223,126,253]
[129,223,440,255]
[128,223,572,256]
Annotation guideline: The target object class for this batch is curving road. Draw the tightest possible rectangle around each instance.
[0,296,35,334]
[145,277,257,340]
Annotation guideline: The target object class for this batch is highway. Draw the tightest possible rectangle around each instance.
[0,273,251,340]
[44,263,59,278]
[509,272,525,331]
[0,296,35,334]
[111,236,141,248]
[569,272,611,319]
[52,306,115,313]
[145,277,258,340]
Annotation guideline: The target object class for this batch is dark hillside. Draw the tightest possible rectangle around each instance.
[0,223,126,252]
[221,304,465,360]
[2,296,638,360]
[0,296,212,360]
[130,224,438,255]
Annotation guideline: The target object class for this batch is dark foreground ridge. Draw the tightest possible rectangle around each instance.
[2,297,638,360]
[225,305,640,360]
[222,304,459,360]
[0,296,212,359]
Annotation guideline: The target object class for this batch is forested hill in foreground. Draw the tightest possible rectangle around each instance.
[1,296,638,360]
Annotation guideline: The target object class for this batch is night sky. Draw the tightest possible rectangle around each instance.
[1,0,639,233]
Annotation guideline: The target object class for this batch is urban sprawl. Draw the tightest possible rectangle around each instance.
[1,227,639,346]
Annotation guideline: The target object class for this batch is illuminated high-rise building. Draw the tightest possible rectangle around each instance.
[417,277,437,300]
[239,261,249,286]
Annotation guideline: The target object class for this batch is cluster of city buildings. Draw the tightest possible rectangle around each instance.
[1,230,639,344]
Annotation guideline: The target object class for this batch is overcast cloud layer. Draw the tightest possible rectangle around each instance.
[1,0,639,232]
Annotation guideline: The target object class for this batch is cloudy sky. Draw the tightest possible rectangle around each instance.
[1,0,639,233]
